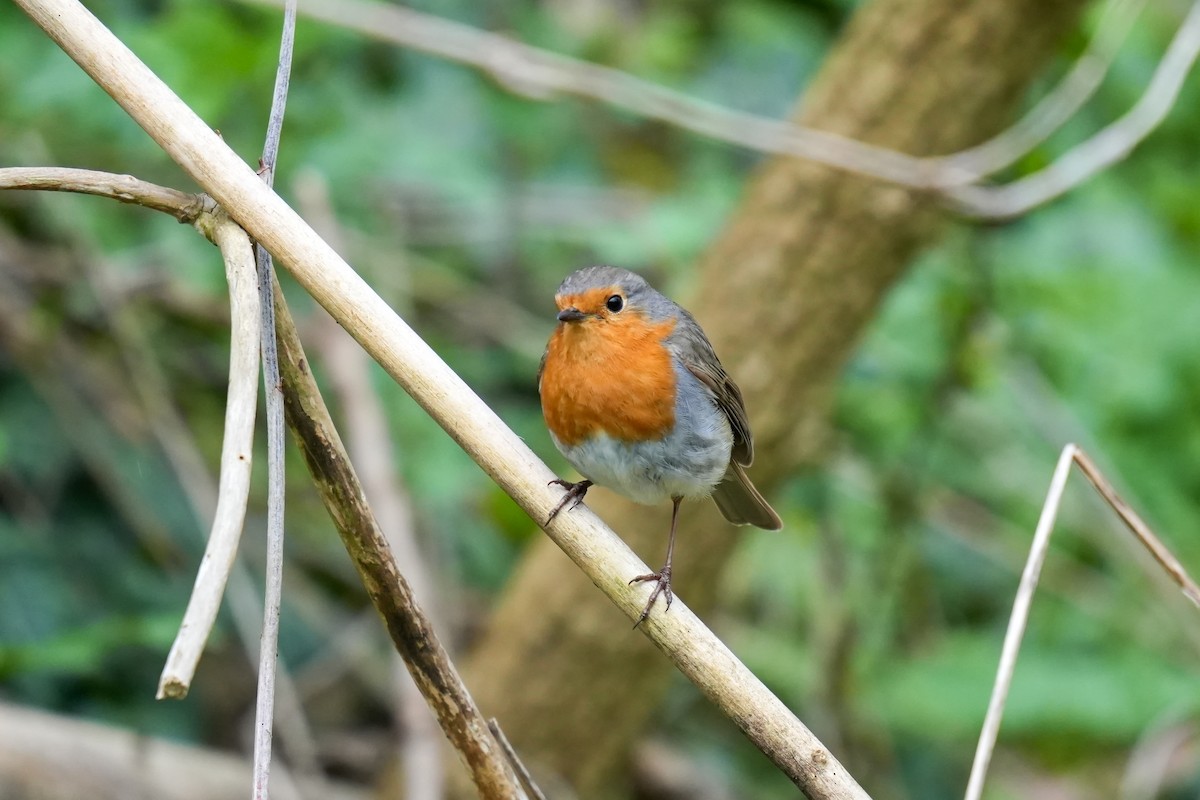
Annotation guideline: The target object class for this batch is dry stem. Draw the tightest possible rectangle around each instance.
[965,445,1200,800]
[157,212,260,699]
[246,0,1199,218]
[250,2,297,795]
[271,281,529,799]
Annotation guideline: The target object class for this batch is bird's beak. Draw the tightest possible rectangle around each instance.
[557,307,585,322]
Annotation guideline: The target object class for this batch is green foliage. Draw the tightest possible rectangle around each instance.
[3,0,1200,797]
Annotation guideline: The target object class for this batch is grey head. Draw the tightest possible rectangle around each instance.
[554,265,679,323]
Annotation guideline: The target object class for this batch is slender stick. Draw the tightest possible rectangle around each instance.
[964,444,1078,800]
[936,0,1146,177]
[250,2,297,796]
[243,0,929,188]
[252,246,286,799]
[0,143,528,800]
[157,213,260,698]
[1072,449,1200,608]
[965,445,1200,800]
[0,166,210,221]
[244,0,1198,217]
[949,0,1200,218]
[488,719,548,800]
[16,1,867,793]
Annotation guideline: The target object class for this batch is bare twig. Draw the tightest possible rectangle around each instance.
[965,445,1200,800]
[253,244,286,798]
[157,212,260,699]
[0,161,322,782]
[15,1,870,793]
[271,281,527,799]
[257,0,295,188]
[964,444,1077,800]
[49,193,322,777]
[1072,449,1200,607]
[935,0,1146,178]
[0,166,209,220]
[243,0,1198,218]
[12,0,1180,225]
[0,54,319,767]
[949,0,1200,217]
[488,719,548,800]
[251,2,297,796]
[245,0,935,187]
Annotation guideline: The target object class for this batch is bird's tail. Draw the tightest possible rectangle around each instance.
[711,462,782,530]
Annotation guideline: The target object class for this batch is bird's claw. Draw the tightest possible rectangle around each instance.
[546,479,593,525]
[630,565,673,628]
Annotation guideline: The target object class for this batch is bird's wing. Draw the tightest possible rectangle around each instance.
[677,325,754,467]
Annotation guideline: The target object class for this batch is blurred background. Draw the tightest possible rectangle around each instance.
[2,0,1200,798]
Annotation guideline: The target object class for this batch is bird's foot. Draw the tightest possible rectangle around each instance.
[546,479,593,525]
[629,564,672,628]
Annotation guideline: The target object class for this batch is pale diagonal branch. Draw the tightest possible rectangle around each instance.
[965,444,1200,800]
[935,0,1147,178]
[13,1,869,795]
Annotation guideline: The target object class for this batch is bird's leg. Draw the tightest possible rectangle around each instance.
[546,479,593,524]
[630,495,682,627]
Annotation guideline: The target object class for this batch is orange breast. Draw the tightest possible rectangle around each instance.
[541,314,677,446]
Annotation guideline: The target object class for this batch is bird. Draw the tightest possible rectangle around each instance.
[537,265,782,625]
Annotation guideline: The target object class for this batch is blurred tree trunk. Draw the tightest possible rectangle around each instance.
[461,0,1086,795]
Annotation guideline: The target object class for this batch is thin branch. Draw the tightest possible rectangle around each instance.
[57,200,323,778]
[157,212,260,699]
[1,162,321,782]
[271,280,527,800]
[965,445,1200,800]
[16,0,868,793]
[949,0,1200,218]
[1072,449,1200,608]
[0,176,325,788]
[935,0,1146,178]
[0,166,210,221]
[243,0,1199,218]
[964,444,1077,800]
[251,2,297,796]
[242,0,940,188]
[258,0,295,188]
[488,719,548,800]
[252,246,286,798]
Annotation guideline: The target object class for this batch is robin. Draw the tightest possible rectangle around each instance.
[538,265,782,625]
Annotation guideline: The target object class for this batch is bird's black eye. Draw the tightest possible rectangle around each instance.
[605,294,624,312]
